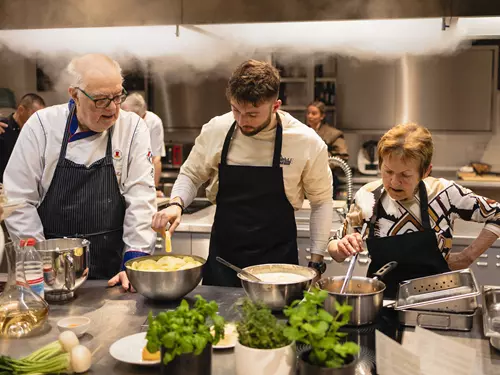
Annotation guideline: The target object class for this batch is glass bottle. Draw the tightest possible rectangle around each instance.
[0,241,49,338]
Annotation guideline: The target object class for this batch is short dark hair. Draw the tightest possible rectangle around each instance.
[18,93,46,109]
[226,60,280,106]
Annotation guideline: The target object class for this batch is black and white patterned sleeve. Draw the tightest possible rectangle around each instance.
[446,181,500,236]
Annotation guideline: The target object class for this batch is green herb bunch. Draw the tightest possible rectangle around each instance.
[283,289,359,368]
[146,295,225,365]
[236,298,291,349]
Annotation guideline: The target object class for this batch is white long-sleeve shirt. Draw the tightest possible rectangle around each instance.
[171,110,334,255]
[143,111,166,157]
[4,103,157,253]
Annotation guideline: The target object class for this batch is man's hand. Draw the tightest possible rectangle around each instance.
[447,251,474,271]
[108,270,136,292]
[0,122,7,135]
[152,200,183,235]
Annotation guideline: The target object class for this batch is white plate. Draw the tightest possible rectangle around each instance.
[109,332,160,366]
[213,323,238,350]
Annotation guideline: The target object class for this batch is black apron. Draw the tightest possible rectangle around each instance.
[202,114,299,287]
[37,104,126,280]
[366,181,450,298]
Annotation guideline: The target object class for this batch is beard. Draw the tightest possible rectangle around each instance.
[238,108,273,137]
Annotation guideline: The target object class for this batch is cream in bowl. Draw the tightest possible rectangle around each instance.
[254,272,308,284]
[238,264,317,310]
[57,316,91,337]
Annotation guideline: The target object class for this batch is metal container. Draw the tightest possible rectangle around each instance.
[481,285,500,349]
[316,262,397,326]
[238,264,317,310]
[298,351,357,375]
[394,269,480,313]
[125,254,204,300]
[34,238,90,301]
[398,309,475,331]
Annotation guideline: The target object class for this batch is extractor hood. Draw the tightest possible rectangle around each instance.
[2,0,500,30]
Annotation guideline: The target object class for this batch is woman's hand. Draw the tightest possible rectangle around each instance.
[328,233,364,262]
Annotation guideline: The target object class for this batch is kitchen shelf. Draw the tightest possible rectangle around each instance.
[315,77,336,82]
[281,77,308,83]
[281,105,307,111]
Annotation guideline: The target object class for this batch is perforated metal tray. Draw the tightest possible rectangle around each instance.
[394,269,480,313]
[482,285,500,340]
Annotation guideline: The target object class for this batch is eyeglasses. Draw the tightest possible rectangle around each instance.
[75,87,128,109]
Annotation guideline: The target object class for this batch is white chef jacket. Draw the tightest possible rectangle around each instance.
[143,111,166,157]
[171,110,334,255]
[4,103,157,253]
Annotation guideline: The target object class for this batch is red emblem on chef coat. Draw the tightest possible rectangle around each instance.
[147,150,153,164]
[113,149,122,161]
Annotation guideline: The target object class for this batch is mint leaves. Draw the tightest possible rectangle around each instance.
[283,289,359,368]
[236,299,291,349]
[146,295,225,365]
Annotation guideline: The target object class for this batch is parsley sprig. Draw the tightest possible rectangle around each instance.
[236,298,291,349]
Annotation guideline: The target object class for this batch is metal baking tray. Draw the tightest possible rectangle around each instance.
[398,309,476,331]
[482,286,500,339]
[394,269,480,313]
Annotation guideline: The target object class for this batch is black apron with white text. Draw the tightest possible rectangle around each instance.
[202,114,299,287]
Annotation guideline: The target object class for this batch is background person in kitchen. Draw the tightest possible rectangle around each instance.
[152,59,334,287]
[306,101,348,161]
[0,93,46,183]
[3,54,157,291]
[328,123,500,297]
[121,93,166,197]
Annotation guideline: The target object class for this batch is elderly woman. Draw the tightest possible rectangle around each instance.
[327,123,500,297]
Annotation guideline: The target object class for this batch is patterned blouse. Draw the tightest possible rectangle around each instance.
[347,177,500,258]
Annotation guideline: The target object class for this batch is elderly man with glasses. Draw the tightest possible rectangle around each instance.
[3,54,157,291]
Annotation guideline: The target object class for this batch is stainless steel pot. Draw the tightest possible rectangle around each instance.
[34,238,90,301]
[316,262,397,326]
[238,264,317,310]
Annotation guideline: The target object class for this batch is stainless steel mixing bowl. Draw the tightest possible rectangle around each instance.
[34,238,90,301]
[238,263,317,310]
[125,254,205,300]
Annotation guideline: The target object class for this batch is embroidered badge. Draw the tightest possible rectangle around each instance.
[113,149,122,160]
[280,155,293,166]
[147,150,153,164]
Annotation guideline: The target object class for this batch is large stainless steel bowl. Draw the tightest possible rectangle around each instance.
[34,238,90,302]
[125,254,205,300]
[238,264,317,310]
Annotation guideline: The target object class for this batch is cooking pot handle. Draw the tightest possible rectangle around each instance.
[64,252,76,291]
[372,261,398,280]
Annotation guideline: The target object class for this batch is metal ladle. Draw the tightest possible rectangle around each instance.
[339,222,368,294]
[216,256,263,282]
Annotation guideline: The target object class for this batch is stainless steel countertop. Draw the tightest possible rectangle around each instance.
[175,204,344,238]
[175,204,500,246]
[340,170,500,189]
[0,281,498,375]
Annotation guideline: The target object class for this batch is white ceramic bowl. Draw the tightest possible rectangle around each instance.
[57,316,91,337]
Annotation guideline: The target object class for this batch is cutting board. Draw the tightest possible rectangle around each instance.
[457,171,500,182]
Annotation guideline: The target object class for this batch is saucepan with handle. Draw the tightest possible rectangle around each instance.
[316,261,398,326]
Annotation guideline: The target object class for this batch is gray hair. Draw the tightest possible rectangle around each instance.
[122,93,147,117]
[66,54,123,90]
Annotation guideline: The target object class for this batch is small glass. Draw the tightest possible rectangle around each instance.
[0,241,49,338]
